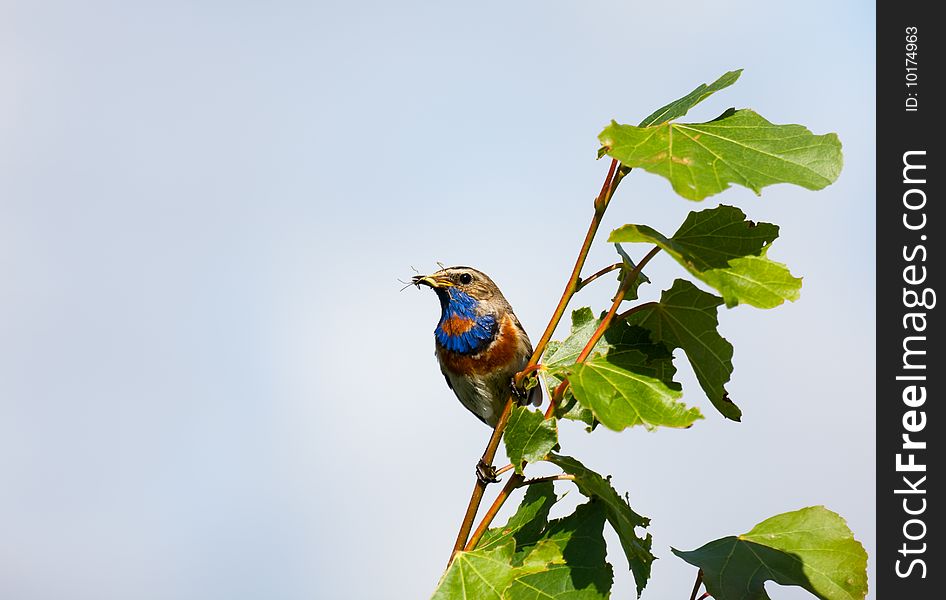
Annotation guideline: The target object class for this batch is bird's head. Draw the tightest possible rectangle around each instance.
[412,266,511,354]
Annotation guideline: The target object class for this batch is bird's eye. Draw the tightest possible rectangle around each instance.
[458,273,473,285]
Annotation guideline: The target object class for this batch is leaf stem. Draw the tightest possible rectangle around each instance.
[617,300,658,321]
[576,262,623,291]
[545,380,570,419]
[513,363,545,387]
[688,569,704,600]
[449,404,513,562]
[447,159,628,565]
[522,473,575,486]
[575,246,661,364]
[463,474,525,551]
[543,246,661,418]
[528,159,622,363]
[494,463,515,476]
[463,473,575,552]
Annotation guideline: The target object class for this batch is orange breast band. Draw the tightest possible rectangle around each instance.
[438,315,520,376]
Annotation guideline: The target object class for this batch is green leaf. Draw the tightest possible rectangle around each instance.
[638,69,743,127]
[507,502,614,600]
[673,506,869,600]
[476,482,557,554]
[614,243,650,301]
[698,251,802,308]
[547,454,654,597]
[599,109,843,201]
[440,485,615,600]
[567,337,699,431]
[612,205,777,269]
[625,279,740,421]
[543,309,689,431]
[541,308,605,428]
[610,205,802,308]
[542,308,602,370]
[504,406,559,474]
[432,541,520,600]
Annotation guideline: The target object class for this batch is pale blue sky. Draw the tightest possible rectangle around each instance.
[1,2,874,599]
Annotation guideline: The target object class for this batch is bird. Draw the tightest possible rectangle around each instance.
[413,266,542,431]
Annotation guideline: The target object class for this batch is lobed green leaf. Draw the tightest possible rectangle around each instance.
[614,243,650,301]
[541,308,607,428]
[638,69,742,127]
[432,540,520,600]
[610,205,802,308]
[624,279,740,420]
[599,109,843,201]
[544,310,691,431]
[567,346,699,431]
[437,483,615,599]
[476,482,557,554]
[506,502,614,599]
[673,506,869,600]
[504,407,559,473]
[547,454,654,597]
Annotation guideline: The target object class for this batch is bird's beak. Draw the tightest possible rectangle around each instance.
[412,274,452,289]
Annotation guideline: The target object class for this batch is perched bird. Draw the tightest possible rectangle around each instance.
[413,266,541,429]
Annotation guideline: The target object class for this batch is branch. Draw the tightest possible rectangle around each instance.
[526,159,624,363]
[576,262,622,291]
[544,246,661,418]
[464,473,575,552]
[448,160,627,565]
[617,300,658,321]
[463,474,524,551]
[449,404,513,561]
[689,569,704,600]
[522,473,575,486]
[494,463,515,477]
[575,246,661,365]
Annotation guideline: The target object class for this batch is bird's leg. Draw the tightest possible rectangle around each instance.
[476,459,499,485]
[509,378,529,406]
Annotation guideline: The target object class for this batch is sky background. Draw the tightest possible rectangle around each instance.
[1,2,875,599]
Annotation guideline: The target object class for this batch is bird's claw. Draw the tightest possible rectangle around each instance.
[509,378,528,405]
[476,459,499,485]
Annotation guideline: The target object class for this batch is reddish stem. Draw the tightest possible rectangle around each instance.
[513,363,545,387]
[543,246,661,419]
[576,246,661,364]
[449,401,513,561]
[576,262,623,291]
[527,160,620,364]
[447,161,626,565]
[689,569,704,600]
[463,474,524,552]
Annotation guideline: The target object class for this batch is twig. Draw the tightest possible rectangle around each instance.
[494,463,515,476]
[522,474,575,486]
[576,262,623,291]
[463,474,525,551]
[543,246,661,418]
[447,159,628,565]
[617,300,658,321]
[464,473,575,552]
[449,403,513,561]
[689,569,704,600]
[527,159,622,361]
[545,379,570,419]
[574,246,661,365]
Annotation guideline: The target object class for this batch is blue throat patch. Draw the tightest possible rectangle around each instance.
[435,288,497,354]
